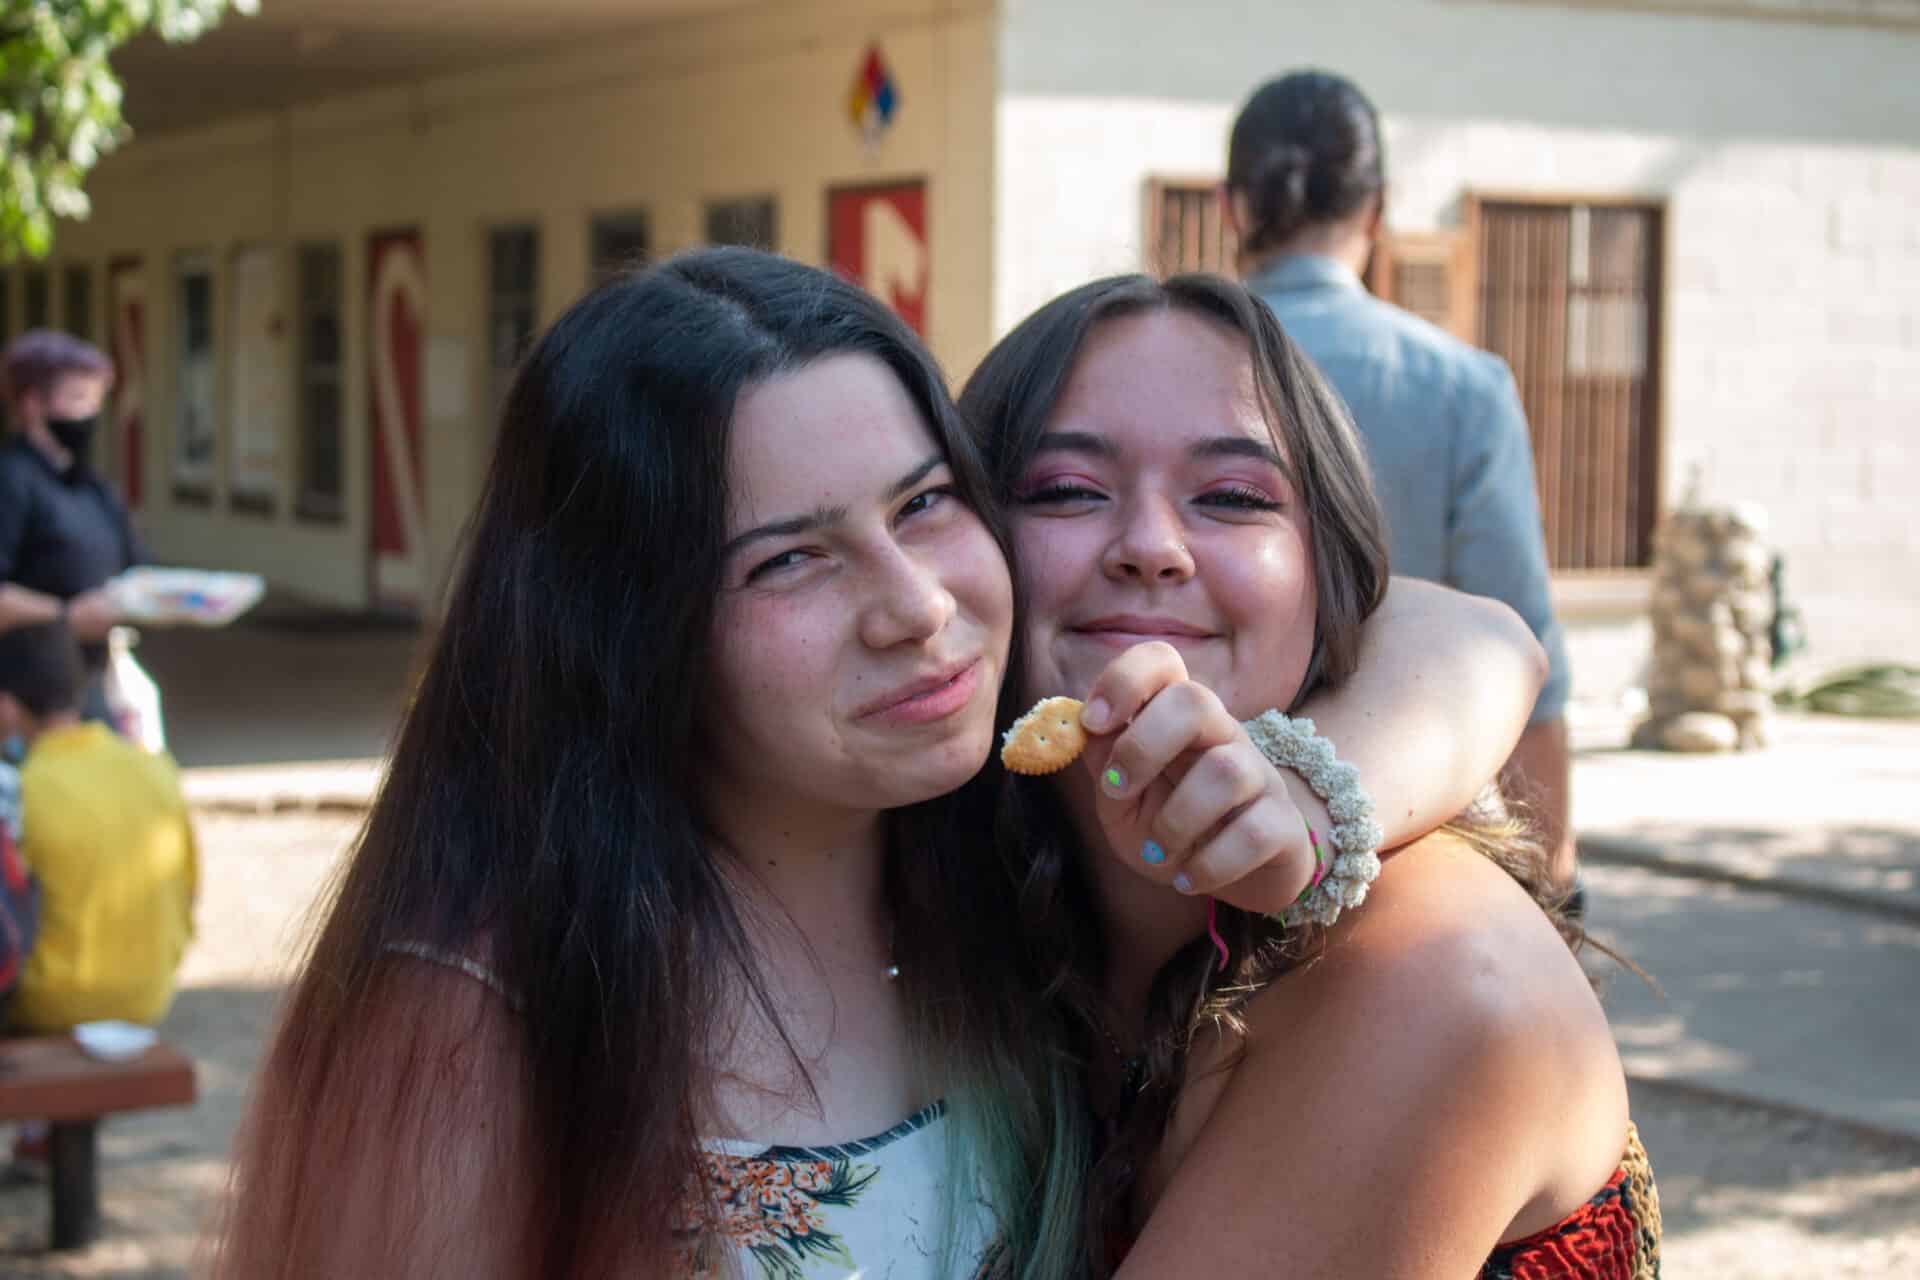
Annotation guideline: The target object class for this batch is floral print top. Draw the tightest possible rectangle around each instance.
[673,1102,1006,1279]
[382,943,1004,1276]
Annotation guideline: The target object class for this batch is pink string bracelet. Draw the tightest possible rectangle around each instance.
[1206,896,1230,971]
[1208,820,1324,969]
[1307,819,1327,889]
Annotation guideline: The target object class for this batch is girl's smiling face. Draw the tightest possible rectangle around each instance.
[1012,308,1317,720]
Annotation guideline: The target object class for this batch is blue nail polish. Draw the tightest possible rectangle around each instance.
[1141,840,1166,866]
[1172,873,1193,894]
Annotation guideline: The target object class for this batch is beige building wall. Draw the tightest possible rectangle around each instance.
[994,0,1920,693]
[42,0,998,610]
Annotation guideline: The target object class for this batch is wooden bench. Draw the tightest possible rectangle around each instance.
[0,1035,197,1249]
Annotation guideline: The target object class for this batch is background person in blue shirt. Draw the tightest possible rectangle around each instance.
[1226,70,1579,903]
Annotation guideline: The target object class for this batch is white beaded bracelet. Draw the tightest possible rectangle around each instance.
[1242,711,1384,928]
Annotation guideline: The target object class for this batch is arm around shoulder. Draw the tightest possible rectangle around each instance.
[1293,576,1545,847]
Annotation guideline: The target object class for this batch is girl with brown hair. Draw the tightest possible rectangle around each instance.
[963,273,1659,1277]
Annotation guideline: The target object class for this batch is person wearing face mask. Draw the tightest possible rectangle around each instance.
[0,331,143,711]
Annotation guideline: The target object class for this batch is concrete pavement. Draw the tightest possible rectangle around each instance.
[135,608,418,772]
[135,610,414,810]
[1559,712,1920,1140]
[1583,862,1920,1141]
[1575,714,1920,921]
[1572,714,1920,1140]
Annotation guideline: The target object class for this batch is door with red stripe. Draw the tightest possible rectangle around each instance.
[367,229,427,613]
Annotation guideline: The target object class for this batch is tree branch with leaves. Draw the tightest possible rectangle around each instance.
[2,0,258,261]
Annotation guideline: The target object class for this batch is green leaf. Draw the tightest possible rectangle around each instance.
[0,0,258,260]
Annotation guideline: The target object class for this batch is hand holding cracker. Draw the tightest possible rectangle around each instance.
[1072,642,1318,915]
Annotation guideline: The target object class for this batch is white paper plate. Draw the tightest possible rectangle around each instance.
[72,1021,159,1063]
[105,568,266,628]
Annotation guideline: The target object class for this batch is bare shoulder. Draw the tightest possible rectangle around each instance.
[1124,836,1632,1274]
[1247,834,1619,1081]
[1304,831,1593,1019]
[213,950,533,1279]
[1177,832,1616,1146]
[1242,832,1629,1226]
[359,946,526,1080]
[287,951,531,1185]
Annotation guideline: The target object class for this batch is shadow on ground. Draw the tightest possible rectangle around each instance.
[1587,864,1920,1139]
[1631,1077,1920,1271]
[1584,823,1920,916]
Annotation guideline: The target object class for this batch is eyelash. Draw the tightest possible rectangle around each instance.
[1018,481,1104,505]
[1018,481,1281,512]
[1201,484,1283,512]
[899,484,957,519]
[743,484,958,583]
[744,549,809,582]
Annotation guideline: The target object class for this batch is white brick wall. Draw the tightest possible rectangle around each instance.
[998,0,1920,680]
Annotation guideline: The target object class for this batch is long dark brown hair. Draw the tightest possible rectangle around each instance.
[960,273,1568,1265]
[215,247,1091,1276]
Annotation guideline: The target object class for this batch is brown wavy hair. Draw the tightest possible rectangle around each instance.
[959,272,1574,1267]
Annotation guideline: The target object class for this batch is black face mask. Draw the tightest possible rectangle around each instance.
[46,414,98,460]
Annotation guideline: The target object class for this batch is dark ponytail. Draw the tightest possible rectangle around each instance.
[1227,70,1385,255]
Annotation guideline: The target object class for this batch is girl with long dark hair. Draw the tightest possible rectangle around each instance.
[212,248,1545,1277]
[963,273,1659,1277]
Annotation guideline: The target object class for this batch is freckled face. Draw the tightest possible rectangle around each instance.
[1013,309,1317,720]
[705,354,1015,817]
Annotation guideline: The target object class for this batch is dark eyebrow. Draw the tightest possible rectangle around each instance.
[722,453,947,559]
[1031,431,1121,460]
[886,454,945,501]
[1190,435,1292,477]
[1036,430,1288,475]
[721,504,847,560]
